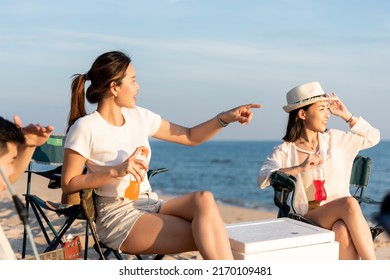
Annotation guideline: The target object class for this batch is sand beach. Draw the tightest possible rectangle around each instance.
[1,173,389,260]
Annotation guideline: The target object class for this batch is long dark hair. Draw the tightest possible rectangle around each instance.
[282,104,311,142]
[67,51,131,132]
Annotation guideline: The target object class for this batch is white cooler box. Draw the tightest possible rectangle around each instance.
[225,218,339,260]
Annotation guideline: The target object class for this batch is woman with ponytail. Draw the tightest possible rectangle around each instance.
[61,50,261,259]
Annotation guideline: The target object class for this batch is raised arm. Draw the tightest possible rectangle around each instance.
[153,103,261,145]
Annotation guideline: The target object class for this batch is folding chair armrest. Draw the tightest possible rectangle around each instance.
[147,168,168,180]
[270,171,296,192]
[354,195,381,205]
[270,171,297,217]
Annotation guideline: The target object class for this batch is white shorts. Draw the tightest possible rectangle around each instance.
[95,191,163,251]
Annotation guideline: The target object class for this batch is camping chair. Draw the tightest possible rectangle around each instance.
[270,155,384,241]
[21,134,90,259]
[80,168,168,260]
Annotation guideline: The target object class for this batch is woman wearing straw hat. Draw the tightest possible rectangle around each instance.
[258,81,380,260]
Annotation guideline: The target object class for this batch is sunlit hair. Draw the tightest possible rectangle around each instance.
[67,51,131,132]
[0,117,25,157]
[282,104,312,142]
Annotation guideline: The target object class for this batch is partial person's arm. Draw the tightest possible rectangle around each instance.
[9,115,54,183]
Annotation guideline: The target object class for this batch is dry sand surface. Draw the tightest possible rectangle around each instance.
[1,173,389,260]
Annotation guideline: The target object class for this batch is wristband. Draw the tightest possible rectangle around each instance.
[216,113,229,127]
[346,114,354,124]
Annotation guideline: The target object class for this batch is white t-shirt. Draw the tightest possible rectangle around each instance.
[0,224,16,260]
[65,106,161,197]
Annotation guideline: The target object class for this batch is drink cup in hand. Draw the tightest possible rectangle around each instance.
[124,148,149,200]
[313,164,327,202]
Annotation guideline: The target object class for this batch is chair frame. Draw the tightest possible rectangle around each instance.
[21,135,90,259]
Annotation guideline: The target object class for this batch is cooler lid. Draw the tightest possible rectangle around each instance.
[226,218,335,254]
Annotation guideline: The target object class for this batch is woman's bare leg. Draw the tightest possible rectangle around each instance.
[120,212,197,255]
[160,191,233,259]
[332,220,359,260]
[305,196,375,260]
[121,191,233,260]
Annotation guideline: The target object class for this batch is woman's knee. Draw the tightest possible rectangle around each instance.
[338,196,361,216]
[190,191,220,213]
[159,191,218,219]
[192,190,216,206]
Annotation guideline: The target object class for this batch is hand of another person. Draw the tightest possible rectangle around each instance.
[220,103,262,125]
[13,115,54,147]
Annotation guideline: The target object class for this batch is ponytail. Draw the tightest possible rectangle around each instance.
[67,74,87,132]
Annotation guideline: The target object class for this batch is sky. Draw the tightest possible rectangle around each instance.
[0,0,389,141]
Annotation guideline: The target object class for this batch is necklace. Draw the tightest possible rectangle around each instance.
[296,138,318,152]
[295,145,318,155]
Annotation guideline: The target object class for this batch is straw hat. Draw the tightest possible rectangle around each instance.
[283,81,334,113]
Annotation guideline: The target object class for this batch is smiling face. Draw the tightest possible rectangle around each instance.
[299,101,330,133]
[0,142,17,194]
[111,64,140,109]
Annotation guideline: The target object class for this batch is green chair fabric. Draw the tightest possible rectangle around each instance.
[350,155,371,187]
[31,135,65,165]
[350,156,381,205]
